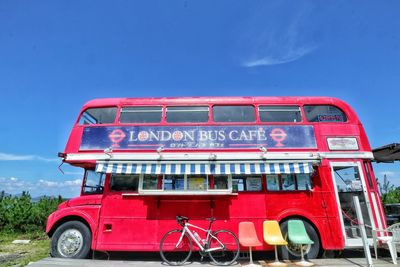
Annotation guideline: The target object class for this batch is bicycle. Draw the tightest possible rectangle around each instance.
[160,216,240,266]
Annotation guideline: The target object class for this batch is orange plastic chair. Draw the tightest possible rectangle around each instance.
[239,222,262,266]
[263,220,288,266]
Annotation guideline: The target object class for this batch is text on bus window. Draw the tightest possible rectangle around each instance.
[304,105,347,122]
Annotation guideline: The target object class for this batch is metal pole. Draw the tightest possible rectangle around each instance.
[353,195,373,267]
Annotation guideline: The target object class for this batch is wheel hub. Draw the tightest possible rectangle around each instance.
[286,242,311,257]
[57,229,83,257]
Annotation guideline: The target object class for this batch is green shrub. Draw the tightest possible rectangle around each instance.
[0,191,63,233]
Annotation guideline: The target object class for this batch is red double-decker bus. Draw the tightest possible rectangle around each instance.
[47,96,386,260]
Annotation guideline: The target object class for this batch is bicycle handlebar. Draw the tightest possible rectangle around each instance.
[176,215,189,226]
[176,216,217,227]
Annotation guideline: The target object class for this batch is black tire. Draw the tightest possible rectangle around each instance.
[208,230,240,266]
[50,220,92,259]
[160,229,192,265]
[279,219,321,260]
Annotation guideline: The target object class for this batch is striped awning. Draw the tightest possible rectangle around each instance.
[95,161,314,175]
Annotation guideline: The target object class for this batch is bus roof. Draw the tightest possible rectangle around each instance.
[83,96,352,109]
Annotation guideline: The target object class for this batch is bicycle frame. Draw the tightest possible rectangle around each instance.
[178,222,225,253]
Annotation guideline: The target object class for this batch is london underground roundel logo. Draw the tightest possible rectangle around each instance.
[108,129,126,147]
[138,131,149,141]
[270,128,287,147]
[172,131,183,141]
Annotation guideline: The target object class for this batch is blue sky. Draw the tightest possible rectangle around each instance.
[0,1,399,197]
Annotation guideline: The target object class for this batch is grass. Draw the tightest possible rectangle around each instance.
[0,231,50,267]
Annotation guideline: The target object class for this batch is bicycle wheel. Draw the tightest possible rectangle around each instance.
[208,229,240,265]
[160,229,192,265]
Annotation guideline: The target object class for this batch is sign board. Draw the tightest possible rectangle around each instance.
[80,125,316,150]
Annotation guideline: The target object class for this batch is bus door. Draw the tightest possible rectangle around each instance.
[330,162,375,247]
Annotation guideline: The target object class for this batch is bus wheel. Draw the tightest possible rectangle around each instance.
[279,219,321,260]
[51,221,92,259]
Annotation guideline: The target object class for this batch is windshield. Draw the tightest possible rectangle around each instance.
[82,170,105,195]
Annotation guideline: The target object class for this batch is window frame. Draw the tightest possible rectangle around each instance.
[119,106,163,124]
[78,106,118,125]
[258,105,302,123]
[166,106,210,124]
[109,173,140,192]
[212,105,256,123]
[265,173,313,192]
[138,174,233,195]
[81,170,104,195]
[232,175,263,192]
[303,104,348,123]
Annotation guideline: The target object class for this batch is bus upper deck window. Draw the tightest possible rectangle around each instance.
[304,105,347,122]
[120,106,162,123]
[78,107,117,125]
[213,105,255,122]
[166,106,209,123]
[259,106,302,122]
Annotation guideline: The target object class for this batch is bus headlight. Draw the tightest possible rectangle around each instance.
[327,137,359,150]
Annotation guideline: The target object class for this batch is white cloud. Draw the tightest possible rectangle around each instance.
[0,176,81,197]
[0,152,58,162]
[64,179,82,186]
[239,2,319,67]
[63,171,84,176]
[243,46,316,67]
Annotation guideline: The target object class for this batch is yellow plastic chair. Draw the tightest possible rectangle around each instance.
[263,220,288,267]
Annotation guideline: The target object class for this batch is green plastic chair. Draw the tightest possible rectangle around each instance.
[287,220,314,266]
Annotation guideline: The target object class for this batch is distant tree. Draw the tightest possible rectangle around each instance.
[378,174,400,204]
[0,192,64,233]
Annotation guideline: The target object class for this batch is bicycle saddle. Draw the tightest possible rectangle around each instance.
[206,217,216,222]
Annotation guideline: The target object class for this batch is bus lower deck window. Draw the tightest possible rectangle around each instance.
[143,174,159,190]
[266,174,312,191]
[164,175,185,191]
[266,174,280,191]
[110,174,139,191]
[232,175,262,192]
[296,174,312,190]
[187,176,207,191]
[212,175,228,190]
